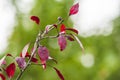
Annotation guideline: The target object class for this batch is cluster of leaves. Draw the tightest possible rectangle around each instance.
[0,3,83,80]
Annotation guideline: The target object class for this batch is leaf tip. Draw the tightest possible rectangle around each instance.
[69,3,79,16]
[53,67,64,80]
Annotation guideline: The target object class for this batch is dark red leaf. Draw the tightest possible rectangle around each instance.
[58,35,67,51]
[20,52,30,58]
[20,53,22,57]
[53,24,57,28]
[16,57,26,69]
[31,57,38,63]
[69,3,79,16]
[30,16,40,25]
[66,35,75,41]
[25,52,31,58]
[0,73,6,80]
[66,28,78,34]
[60,24,66,33]
[6,63,16,78]
[6,54,12,57]
[53,67,64,80]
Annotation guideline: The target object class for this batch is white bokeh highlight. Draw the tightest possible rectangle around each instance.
[15,0,34,14]
[0,0,34,53]
[56,0,63,2]
[0,0,16,53]
[80,53,94,68]
[71,0,120,37]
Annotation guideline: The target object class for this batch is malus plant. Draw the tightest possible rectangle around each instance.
[0,3,84,80]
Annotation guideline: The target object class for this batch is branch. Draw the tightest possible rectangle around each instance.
[16,17,64,80]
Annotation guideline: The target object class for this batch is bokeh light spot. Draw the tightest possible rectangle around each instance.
[80,53,94,68]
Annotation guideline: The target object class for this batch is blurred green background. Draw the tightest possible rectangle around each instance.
[1,0,120,80]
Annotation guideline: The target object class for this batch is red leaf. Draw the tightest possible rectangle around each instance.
[20,53,22,57]
[0,73,6,80]
[16,57,26,69]
[66,35,75,41]
[20,51,38,63]
[69,3,79,16]
[31,57,38,63]
[53,24,57,28]
[30,16,40,25]
[66,28,78,34]
[6,54,12,57]
[38,46,49,61]
[38,46,49,69]
[53,67,64,80]
[0,56,6,66]
[22,43,30,58]
[25,52,31,58]
[58,35,67,51]
[60,24,66,33]
[6,63,16,78]
[20,52,30,58]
